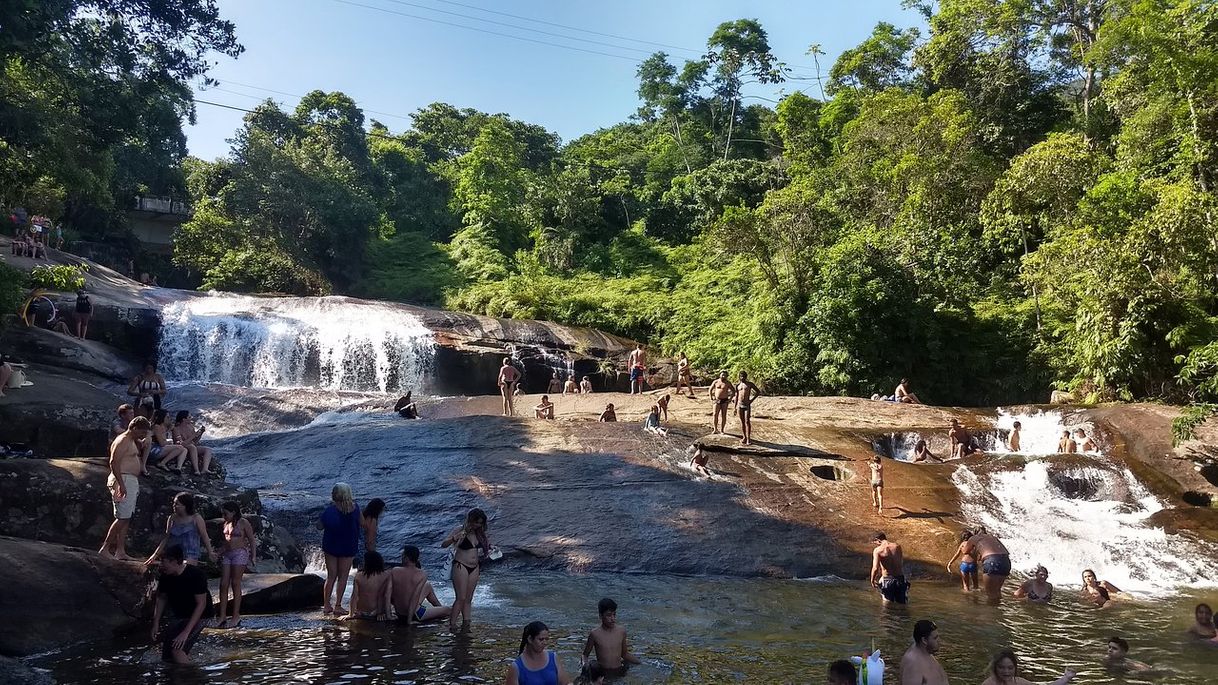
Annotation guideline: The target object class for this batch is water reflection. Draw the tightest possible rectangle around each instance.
[39,572,1218,684]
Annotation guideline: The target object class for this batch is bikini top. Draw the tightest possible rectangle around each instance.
[1027,583,1051,601]
[457,533,477,550]
[225,521,244,541]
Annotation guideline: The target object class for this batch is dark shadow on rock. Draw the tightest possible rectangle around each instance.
[890,507,956,523]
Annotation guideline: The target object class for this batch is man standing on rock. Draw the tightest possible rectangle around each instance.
[900,619,949,685]
[708,371,735,435]
[734,371,762,446]
[100,416,150,560]
[628,344,647,394]
[497,358,520,417]
[870,531,909,604]
[968,528,1011,601]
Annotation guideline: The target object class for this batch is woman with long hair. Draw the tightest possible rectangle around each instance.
[318,483,361,615]
[216,500,255,629]
[172,410,213,475]
[443,508,490,631]
[150,409,189,472]
[143,492,214,567]
[981,649,1075,685]
[342,551,393,621]
[504,621,572,685]
[355,497,385,567]
[1013,565,1054,603]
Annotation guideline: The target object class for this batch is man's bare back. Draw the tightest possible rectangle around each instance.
[901,646,949,685]
[969,533,1008,560]
[875,541,904,577]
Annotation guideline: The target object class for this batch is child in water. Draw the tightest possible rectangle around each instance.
[582,598,640,676]
[870,456,884,512]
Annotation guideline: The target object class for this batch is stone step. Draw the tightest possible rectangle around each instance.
[208,572,321,615]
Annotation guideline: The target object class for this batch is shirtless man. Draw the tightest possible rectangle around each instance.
[547,374,562,395]
[110,403,135,442]
[535,395,555,419]
[628,344,647,394]
[870,532,909,604]
[1008,421,1022,452]
[969,529,1011,600]
[497,358,520,416]
[901,620,949,685]
[389,545,451,623]
[675,352,695,397]
[708,371,735,435]
[580,376,593,393]
[948,419,974,459]
[1058,430,1076,454]
[895,378,921,404]
[563,377,579,394]
[100,416,151,560]
[734,372,762,446]
[582,597,640,674]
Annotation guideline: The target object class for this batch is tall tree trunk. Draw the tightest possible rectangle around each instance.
[670,115,692,174]
[723,97,737,162]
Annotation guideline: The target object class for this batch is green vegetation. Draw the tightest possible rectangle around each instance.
[27,264,87,292]
[5,1,1218,410]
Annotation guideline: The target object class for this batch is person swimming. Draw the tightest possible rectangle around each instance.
[1013,565,1053,603]
[1186,603,1215,639]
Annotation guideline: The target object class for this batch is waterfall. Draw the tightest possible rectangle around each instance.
[952,459,1208,593]
[157,293,434,393]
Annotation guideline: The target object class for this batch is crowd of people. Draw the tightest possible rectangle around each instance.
[7,213,60,259]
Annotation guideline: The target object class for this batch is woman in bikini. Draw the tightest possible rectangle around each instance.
[443,508,490,632]
[1187,603,1216,638]
[128,362,166,411]
[869,456,884,512]
[150,409,189,471]
[1013,564,1054,603]
[343,551,394,621]
[216,500,256,628]
[1080,569,1119,606]
[945,529,978,591]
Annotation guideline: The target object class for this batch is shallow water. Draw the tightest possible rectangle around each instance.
[39,571,1218,683]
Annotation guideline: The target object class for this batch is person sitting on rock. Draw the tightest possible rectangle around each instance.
[911,439,943,463]
[949,419,976,459]
[643,404,667,436]
[172,411,213,475]
[390,545,451,624]
[580,376,593,393]
[894,378,922,404]
[598,403,617,422]
[394,392,419,419]
[343,550,394,621]
[150,409,189,472]
[688,443,710,475]
[535,395,555,419]
[563,377,579,394]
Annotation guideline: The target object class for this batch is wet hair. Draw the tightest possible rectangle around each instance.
[1108,636,1129,653]
[960,530,972,542]
[221,500,242,521]
[464,508,488,544]
[913,619,938,645]
[332,483,355,514]
[1012,420,1021,428]
[128,416,151,431]
[915,439,927,450]
[541,394,549,401]
[364,498,386,519]
[362,550,385,576]
[873,531,886,541]
[740,371,748,380]
[174,410,191,425]
[1033,564,1048,576]
[1081,568,1096,582]
[518,621,548,654]
[402,544,421,567]
[172,492,196,516]
[163,544,185,563]
[989,649,1018,678]
[827,659,857,684]
[153,408,169,426]
[598,597,617,616]
[1196,602,1213,618]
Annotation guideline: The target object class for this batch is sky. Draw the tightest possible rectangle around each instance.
[186,0,924,160]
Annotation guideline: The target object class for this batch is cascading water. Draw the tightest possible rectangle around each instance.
[158,293,434,393]
[994,408,1101,455]
[952,458,1208,593]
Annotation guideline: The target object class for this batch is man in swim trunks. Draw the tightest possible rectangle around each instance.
[708,371,735,435]
[734,372,762,446]
[900,619,949,685]
[894,378,921,404]
[870,531,909,604]
[497,358,520,416]
[948,419,974,459]
[100,416,151,560]
[547,374,562,395]
[389,545,451,623]
[628,344,647,394]
[968,529,1010,601]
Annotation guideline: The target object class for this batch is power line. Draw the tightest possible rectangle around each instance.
[328,0,644,62]
[427,0,703,54]
[375,0,662,56]
[205,80,416,122]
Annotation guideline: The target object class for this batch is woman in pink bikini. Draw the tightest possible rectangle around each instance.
[216,500,256,628]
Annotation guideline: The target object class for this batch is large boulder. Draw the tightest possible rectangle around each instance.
[208,573,322,614]
[0,327,141,382]
[0,364,117,457]
[0,536,153,657]
[0,458,303,573]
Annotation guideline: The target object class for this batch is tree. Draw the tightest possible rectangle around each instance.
[704,19,785,160]
[828,22,921,95]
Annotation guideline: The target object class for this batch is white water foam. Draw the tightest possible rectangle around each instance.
[952,460,1209,594]
[994,408,1102,455]
[158,293,434,393]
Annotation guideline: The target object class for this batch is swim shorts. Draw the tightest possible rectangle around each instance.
[982,554,1011,576]
[160,618,204,661]
[107,473,139,520]
[959,561,978,574]
[879,575,909,603]
[630,366,644,381]
[149,444,163,459]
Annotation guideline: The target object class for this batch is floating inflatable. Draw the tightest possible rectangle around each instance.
[851,649,884,685]
[19,289,57,327]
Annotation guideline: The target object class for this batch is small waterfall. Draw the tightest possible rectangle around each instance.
[158,294,434,393]
[994,408,1100,455]
[952,459,1207,593]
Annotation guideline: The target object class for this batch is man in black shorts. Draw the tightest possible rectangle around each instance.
[151,545,214,663]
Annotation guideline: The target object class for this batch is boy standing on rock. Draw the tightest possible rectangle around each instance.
[99,416,150,560]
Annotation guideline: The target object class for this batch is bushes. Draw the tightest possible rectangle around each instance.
[27,264,87,291]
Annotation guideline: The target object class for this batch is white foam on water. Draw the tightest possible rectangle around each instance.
[951,460,1210,594]
[158,293,434,393]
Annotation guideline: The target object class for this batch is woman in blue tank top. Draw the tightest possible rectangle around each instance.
[506,621,572,685]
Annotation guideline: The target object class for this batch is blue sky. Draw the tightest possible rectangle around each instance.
[186,0,922,160]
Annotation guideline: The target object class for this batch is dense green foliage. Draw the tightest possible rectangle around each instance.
[27,264,87,292]
[7,1,1218,407]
